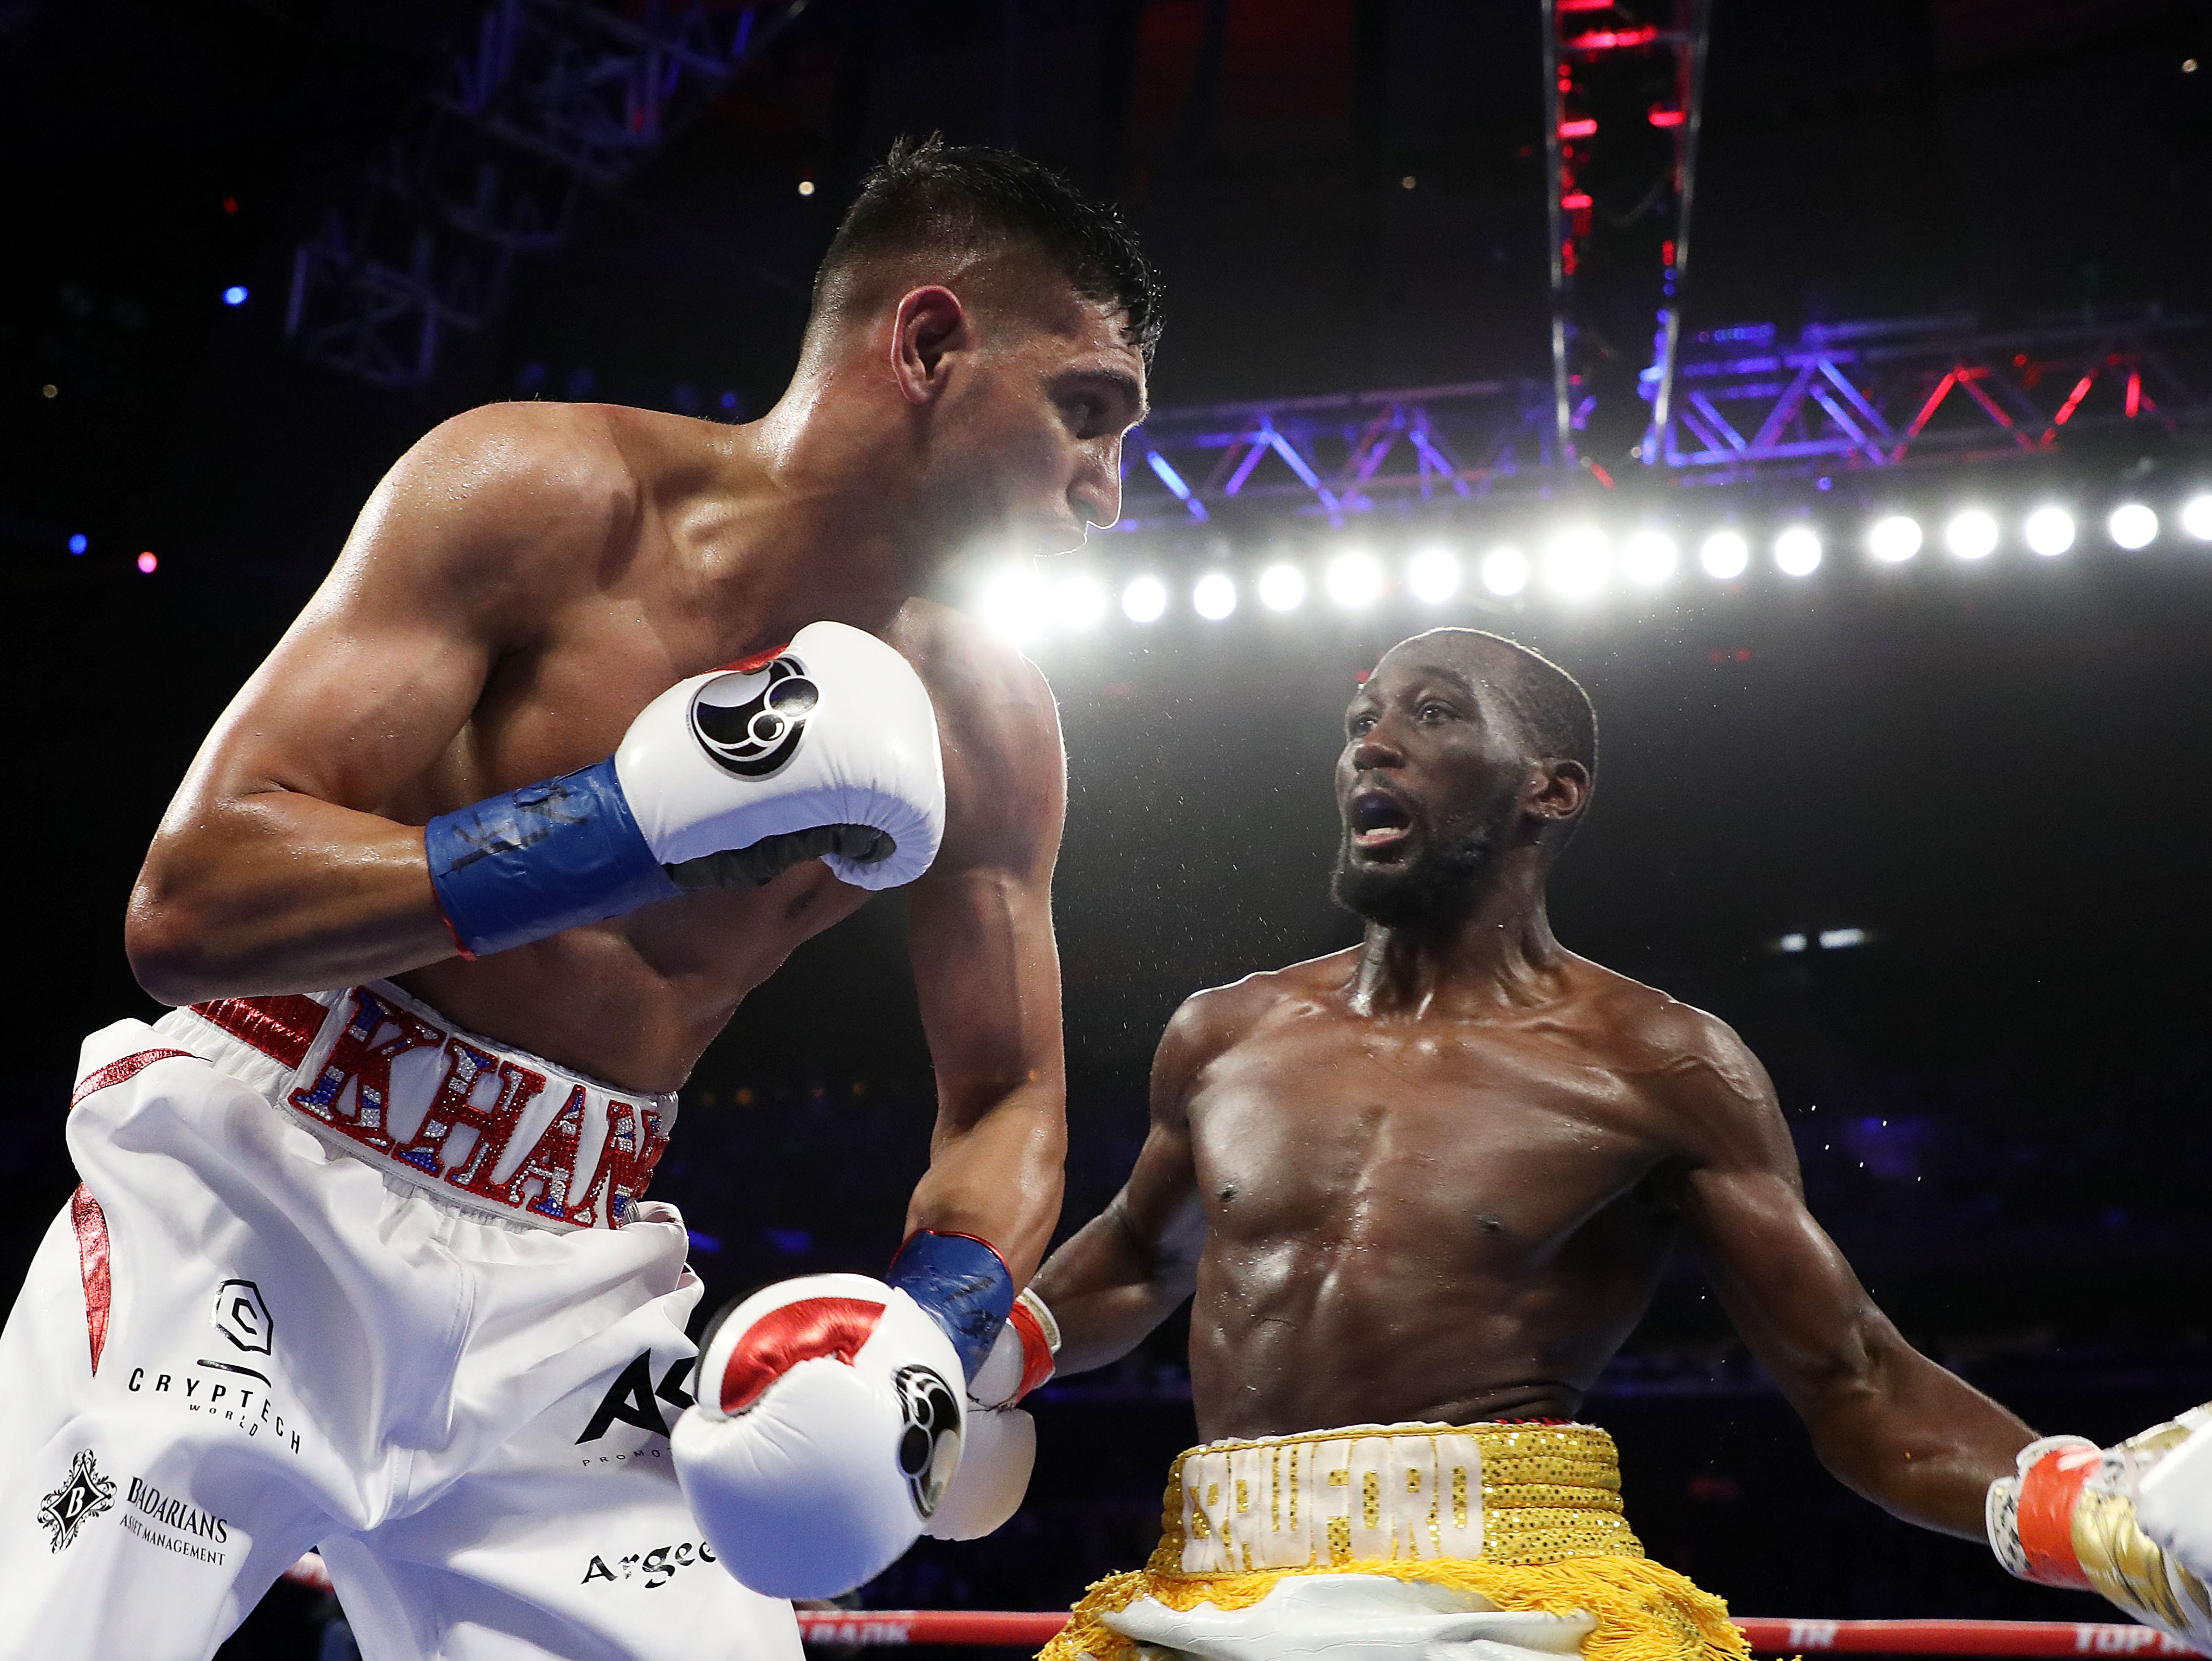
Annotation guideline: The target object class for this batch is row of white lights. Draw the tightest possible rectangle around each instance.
[980,495,2212,638]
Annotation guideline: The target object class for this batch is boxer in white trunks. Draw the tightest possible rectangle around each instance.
[0,137,1154,1660]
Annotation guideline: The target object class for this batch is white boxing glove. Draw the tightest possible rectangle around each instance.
[1988,1410,2212,1652]
[425,621,945,956]
[671,1274,966,1601]
[2138,1407,2212,1584]
[924,1288,1060,1542]
[615,620,944,890]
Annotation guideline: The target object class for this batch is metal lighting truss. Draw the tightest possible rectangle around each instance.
[1116,311,2207,531]
[1659,308,2207,478]
[286,0,809,387]
[1540,0,1712,473]
[1124,380,1562,532]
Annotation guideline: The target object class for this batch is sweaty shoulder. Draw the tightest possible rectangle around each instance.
[887,599,1065,869]
[346,402,645,629]
[1568,956,1787,1167]
[1165,950,1357,1077]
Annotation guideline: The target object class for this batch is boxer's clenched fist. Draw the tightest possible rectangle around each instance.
[674,1232,1020,1598]
[672,1275,967,1600]
[426,620,944,958]
[1987,1407,2212,1651]
[924,1288,1060,1542]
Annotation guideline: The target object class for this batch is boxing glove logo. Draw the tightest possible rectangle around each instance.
[691,655,820,780]
[892,1364,962,1519]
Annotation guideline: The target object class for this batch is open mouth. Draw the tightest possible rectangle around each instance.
[1349,790,1414,851]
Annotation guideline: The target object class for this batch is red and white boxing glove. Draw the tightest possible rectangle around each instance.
[924,1288,1060,1542]
[671,1275,966,1600]
[1989,1416,2212,1651]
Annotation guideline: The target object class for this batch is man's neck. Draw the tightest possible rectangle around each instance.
[1346,858,1566,1019]
[701,372,941,643]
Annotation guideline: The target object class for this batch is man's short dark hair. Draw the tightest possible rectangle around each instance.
[815,136,1162,364]
[1403,628,1599,780]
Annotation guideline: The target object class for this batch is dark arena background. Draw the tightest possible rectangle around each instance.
[5,1,2211,1656]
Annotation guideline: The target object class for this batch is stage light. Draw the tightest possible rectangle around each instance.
[1055,574,1107,631]
[1773,527,1821,577]
[1698,530,1749,580]
[1121,574,1168,624]
[222,286,248,307]
[1257,563,1306,612]
[1619,531,1676,587]
[1480,547,1529,597]
[979,566,1050,641]
[2023,506,2075,557]
[1868,514,1922,563]
[1944,509,1998,560]
[1407,544,1461,604]
[797,180,816,197]
[2179,493,2212,541]
[67,533,87,555]
[137,551,158,574]
[1818,927,1866,949]
[1542,527,1609,599]
[1325,550,1383,609]
[2108,503,2158,549]
[1192,571,1237,621]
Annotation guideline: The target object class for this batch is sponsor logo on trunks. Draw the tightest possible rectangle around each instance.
[577,1351,696,1460]
[691,655,817,779]
[893,1363,960,1519]
[128,1362,305,1455]
[581,1538,717,1589]
[37,1448,116,1551]
[120,1477,231,1568]
[212,1279,273,1355]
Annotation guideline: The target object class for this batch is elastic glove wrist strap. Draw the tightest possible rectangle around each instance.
[426,757,680,959]
[887,1230,1015,1381]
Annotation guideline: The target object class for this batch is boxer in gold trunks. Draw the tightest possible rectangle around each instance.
[1021,629,2039,1661]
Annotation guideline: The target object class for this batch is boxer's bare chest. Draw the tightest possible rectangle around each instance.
[1183,978,1687,1431]
[395,521,938,1091]
[1190,1000,1674,1269]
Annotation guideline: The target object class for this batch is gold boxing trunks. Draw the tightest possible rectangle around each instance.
[1042,1422,1748,1661]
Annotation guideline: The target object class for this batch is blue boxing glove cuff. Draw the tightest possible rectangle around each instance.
[425,756,681,959]
[886,1230,1016,1382]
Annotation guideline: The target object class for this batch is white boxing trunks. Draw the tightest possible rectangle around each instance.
[0,982,803,1661]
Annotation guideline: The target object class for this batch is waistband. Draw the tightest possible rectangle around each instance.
[1157,1421,1641,1575]
[169,983,675,1232]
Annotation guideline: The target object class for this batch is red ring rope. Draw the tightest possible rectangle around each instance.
[788,1611,2205,1656]
[276,1557,2200,1655]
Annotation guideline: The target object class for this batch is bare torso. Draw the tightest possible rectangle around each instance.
[139,400,1061,1098]
[389,410,1017,1088]
[1182,948,1697,1438]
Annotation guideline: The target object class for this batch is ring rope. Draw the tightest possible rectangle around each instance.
[275,1556,2202,1654]
[788,1612,2205,1657]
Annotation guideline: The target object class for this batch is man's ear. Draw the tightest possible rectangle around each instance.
[891,285,970,407]
[1527,759,1591,829]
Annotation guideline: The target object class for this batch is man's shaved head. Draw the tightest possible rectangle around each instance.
[1381,628,1598,786]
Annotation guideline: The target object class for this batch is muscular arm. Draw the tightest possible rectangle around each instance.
[1662,1009,2034,1537]
[1031,993,1213,1374]
[898,617,1069,1282]
[126,406,617,1004]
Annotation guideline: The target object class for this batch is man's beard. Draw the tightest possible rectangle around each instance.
[1330,819,1504,930]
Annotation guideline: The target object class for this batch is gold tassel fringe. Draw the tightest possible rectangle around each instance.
[1038,1552,1752,1661]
